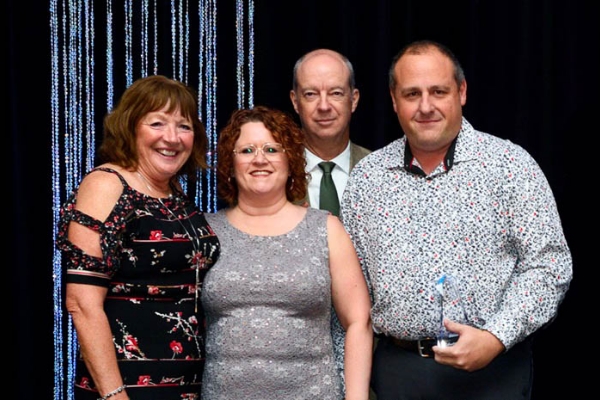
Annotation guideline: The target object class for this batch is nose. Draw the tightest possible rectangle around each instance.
[163,124,180,142]
[252,148,268,162]
[317,93,331,111]
[419,95,435,113]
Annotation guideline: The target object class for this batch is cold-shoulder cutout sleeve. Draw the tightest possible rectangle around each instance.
[56,167,132,287]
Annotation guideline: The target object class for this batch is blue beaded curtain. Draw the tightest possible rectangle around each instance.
[50,1,254,398]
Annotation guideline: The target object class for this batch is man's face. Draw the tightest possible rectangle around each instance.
[290,53,359,142]
[389,48,466,153]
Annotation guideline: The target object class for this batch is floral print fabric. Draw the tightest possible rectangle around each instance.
[341,118,572,349]
[56,167,220,399]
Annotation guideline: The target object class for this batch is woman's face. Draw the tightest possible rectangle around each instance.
[232,121,289,200]
[135,105,194,181]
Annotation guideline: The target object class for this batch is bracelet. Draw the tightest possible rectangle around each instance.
[97,384,127,400]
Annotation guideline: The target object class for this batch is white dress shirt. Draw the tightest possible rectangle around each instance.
[305,143,351,209]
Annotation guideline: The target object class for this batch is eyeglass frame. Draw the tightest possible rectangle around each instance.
[232,142,286,159]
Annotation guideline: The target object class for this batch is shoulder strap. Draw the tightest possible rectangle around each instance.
[90,167,129,188]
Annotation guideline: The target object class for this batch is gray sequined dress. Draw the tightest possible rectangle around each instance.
[201,207,344,400]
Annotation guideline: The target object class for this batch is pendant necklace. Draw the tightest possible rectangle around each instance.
[136,171,202,312]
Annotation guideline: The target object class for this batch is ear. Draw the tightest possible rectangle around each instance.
[290,90,300,113]
[351,88,360,113]
[389,88,398,113]
[459,80,467,106]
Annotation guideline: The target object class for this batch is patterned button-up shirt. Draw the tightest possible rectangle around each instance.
[340,118,572,349]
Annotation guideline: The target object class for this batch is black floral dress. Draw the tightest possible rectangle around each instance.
[56,167,220,400]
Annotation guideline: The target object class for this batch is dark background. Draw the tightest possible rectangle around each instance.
[11,1,595,398]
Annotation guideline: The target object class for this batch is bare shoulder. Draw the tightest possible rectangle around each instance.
[79,165,124,188]
[75,164,127,219]
[326,214,349,237]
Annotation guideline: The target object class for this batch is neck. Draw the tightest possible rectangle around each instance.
[410,148,447,175]
[136,170,172,197]
[227,197,300,236]
[234,194,289,217]
[305,135,349,161]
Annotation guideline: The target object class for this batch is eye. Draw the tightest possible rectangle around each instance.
[179,123,193,131]
[239,145,256,155]
[149,121,166,128]
[401,90,422,101]
[264,145,280,154]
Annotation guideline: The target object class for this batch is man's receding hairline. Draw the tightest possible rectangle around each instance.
[293,48,356,91]
[300,49,346,67]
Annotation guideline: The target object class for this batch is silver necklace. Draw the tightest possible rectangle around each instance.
[136,171,202,312]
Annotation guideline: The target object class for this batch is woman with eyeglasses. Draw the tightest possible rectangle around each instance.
[201,105,372,400]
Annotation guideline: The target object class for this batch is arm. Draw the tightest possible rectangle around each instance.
[435,147,572,371]
[484,149,572,348]
[64,170,130,400]
[328,215,372,400]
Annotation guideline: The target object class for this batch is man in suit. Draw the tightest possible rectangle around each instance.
[290,48,373,396]
[290,48,371,213]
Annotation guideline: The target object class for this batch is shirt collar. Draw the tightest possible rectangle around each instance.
[305,142,351,174]
[401,117,474,176]
[404,135,458,176]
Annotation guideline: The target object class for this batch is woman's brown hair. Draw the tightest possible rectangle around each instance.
[216,105,308,206]
[98,75,208,181]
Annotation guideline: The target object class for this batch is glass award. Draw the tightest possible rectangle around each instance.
[435,274,467,347]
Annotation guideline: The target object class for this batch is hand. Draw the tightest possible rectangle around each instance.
[432,319,505,372]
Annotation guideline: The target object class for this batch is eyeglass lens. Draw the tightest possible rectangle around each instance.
[235,143,284,157]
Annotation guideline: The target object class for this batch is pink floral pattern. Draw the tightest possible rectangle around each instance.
[57,167,220,398]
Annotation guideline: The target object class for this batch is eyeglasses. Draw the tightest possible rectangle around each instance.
[233,142,286,160]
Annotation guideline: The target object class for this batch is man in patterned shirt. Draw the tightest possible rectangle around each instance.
[340,39,572,399]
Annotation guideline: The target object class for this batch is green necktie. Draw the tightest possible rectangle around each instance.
[318,161,339,216]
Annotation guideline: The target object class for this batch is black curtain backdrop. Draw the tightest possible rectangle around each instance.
[11,1,596,399]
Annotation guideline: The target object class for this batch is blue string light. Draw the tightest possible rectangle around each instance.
[51,1,254,397]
